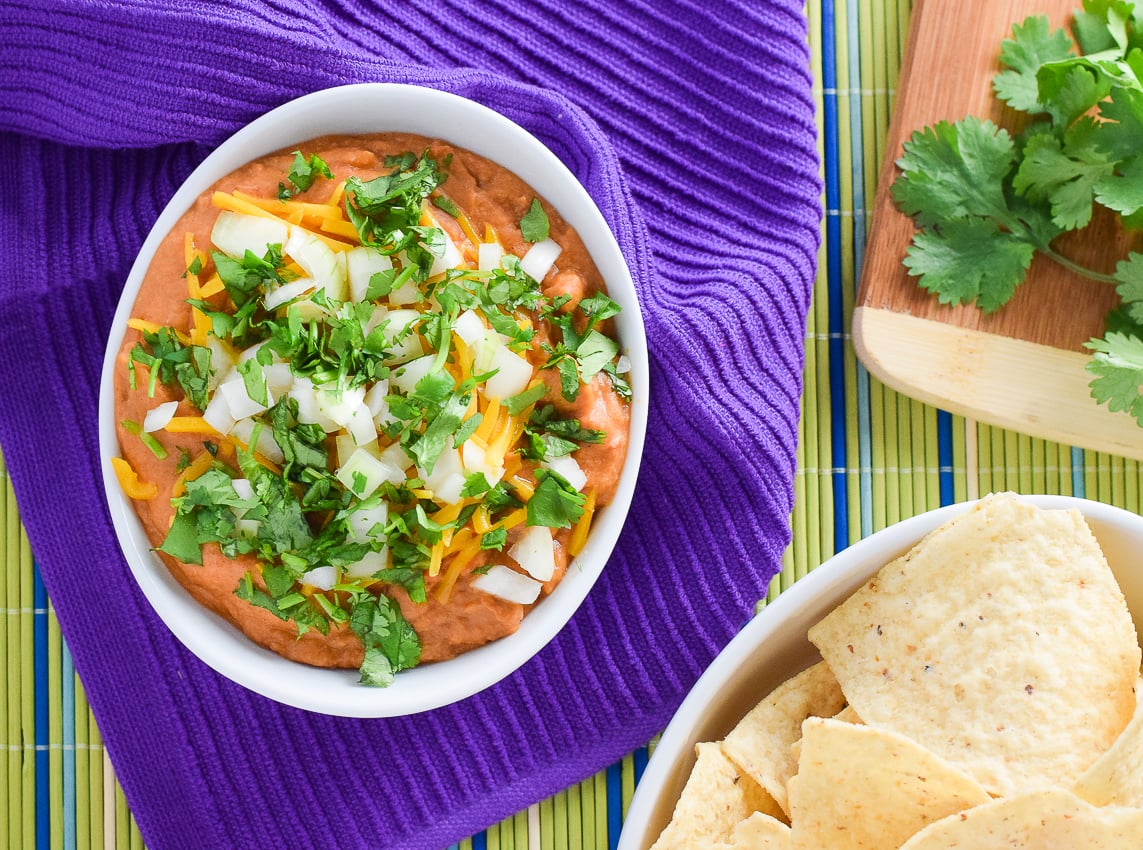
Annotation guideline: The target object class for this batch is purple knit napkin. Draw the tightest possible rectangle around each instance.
[0,2,820,848]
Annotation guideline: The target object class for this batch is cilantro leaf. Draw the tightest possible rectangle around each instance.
[158,511,202,564]
[1072,0,1139,54]
[891,118,1018,228]
[576,330,619,382]
[285,151,332,195]
[902,218,1036,313]
[1012,120,1115,229]
[526,469,586,529]
[349,596,422,688]
[993,15,1075,114]
[1114,252,1143,323]
[520,199,550,242]
[1086,331,1143,424]
[237,358,269,407]
[480,528,508,550]
[505,382,547,416]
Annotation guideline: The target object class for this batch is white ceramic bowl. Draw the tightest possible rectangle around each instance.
[97,83,648,717]
[618,495,1143,849]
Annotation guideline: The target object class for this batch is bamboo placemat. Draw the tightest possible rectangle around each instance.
[6,1,1143,847]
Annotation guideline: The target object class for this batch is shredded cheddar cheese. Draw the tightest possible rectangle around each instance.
[111,457,158,500]
[568,489,597,557]
[172,450,215,498]
[163,416,219,434]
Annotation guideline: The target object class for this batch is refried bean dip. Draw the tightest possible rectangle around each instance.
[111,135,631,686]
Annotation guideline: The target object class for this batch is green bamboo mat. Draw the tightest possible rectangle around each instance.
[6,1,1143,847]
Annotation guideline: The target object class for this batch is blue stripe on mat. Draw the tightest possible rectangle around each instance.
[820,0,849,553]
[938,411,954,506]
[607,760,622,849]
[846,0,874,540]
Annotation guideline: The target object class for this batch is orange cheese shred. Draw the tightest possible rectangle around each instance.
[434,540,483,603]
[568,489,597,557]
[111,457,157,500]
[172,450,215,498]
[163,416,219,434]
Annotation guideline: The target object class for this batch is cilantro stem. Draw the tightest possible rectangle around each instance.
[1042,249,1117,285]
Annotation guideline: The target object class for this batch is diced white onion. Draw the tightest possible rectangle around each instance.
[343,548,390,579]
[335,434,381,466]
[519,238,562,282]
[391,355,435,395]
[388,277,420,305]
[219,374,272,420]
[235,518,261,539]
[509,526,556,582]
[380,309,425,364]
[419,444,462,492]
[314,384,366,428]
[229,418,285,464]
[206,338,237,391]
[264,277,317,311]
[231,478,254,501]
[288,377,340,432]
[485,346,533,399]
[472,329,503,375]
[477,242,504,272]
[301,565,337,591]
[428,228,463,278]
[472,565,542,605]
[347,502,389,544]
[337,448,402,498]
[433,472,467,505]
[615,354,632,374]
[142,401,178,433]
[364,380,390,422]
[285,228,347,301]
[210,211,289,259]
[345,402,378,446]
[460,441,504,488]
[452,309,485,346]
[379,442,413,474]
[543,453,588,492]
[262,363,294,396]
[346,246,393,303]
[202,391,236,435]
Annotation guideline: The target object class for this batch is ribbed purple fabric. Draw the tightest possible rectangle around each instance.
[0,2,820,848]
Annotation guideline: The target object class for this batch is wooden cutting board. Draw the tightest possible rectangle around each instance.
[854,0,1143,460]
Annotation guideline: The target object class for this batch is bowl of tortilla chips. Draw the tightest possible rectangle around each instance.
[620,493,1143,849]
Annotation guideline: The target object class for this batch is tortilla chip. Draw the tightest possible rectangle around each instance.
[650,742,778,850]
[720,661,845,816]
[1075,678,1143,808]
[709,812,791,850]
[786,717,990,850]
[808,493,1140,794]
[897,789,1143,849]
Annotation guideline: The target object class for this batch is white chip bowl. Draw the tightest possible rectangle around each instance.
[618,494,1143,849]
[97,83,648,717]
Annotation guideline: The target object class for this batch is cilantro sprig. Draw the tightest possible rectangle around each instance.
[892,4,1143,424]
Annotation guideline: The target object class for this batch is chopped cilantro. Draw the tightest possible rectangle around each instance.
[480,528,508,550]
[520,198,550,242]
[279,151,333,199]
[505,382,548,416]
[349,596,422,687]
[526,469,586,529]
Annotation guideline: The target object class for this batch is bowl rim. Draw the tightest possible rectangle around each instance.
[97,82,649,717]
[618,494,1143,849]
